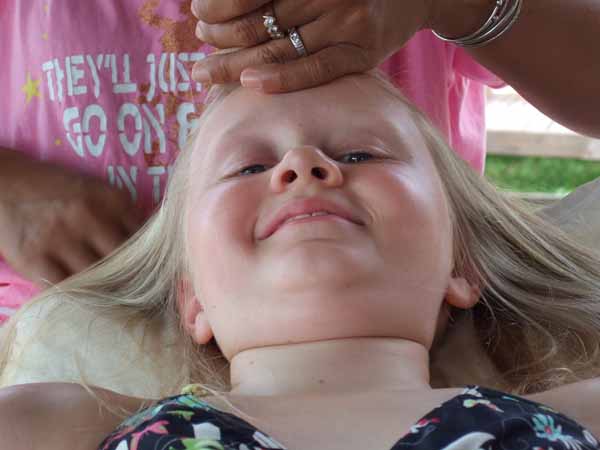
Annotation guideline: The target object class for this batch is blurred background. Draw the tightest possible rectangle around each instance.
[485,86,600,205]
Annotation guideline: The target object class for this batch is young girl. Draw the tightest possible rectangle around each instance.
[0,0,503,324]
[1,69,599,450]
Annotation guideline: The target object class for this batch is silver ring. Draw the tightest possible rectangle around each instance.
[288,27,307,57]
[263,6,285,40]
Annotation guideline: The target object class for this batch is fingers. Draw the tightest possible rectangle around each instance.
[94,186,145,238]
[191,0,272,24]
[37,203,143,283]
[193,18,316,84]
[24,255,69,288]
[195,1,319,49]
[196,6,270,48]
[193,37,292,84]
[48,186,144,279]
[51,238,102,276]
[84,190,145,256]
[193,17,373,93]
[121,208,145,237]
[245,43,372,93]
[85,212,135,257]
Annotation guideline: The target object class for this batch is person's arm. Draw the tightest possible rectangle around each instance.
[0,382,152,450]
[524,377,600,437]
[428,0,600,139]
[0,148,37,179]
[0,147,144,287]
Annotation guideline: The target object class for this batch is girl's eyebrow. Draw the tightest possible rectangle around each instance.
[203,133,271,169]
[212,116,257,144]
[197,133,268,184]
[203,112,417,168]
[202,117,262,159]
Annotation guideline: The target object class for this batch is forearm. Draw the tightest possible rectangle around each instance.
[0,148,34,180]
[525,377,600,438]
[0,148,30,164]
[428,0,600,138]
[0,383,152,450]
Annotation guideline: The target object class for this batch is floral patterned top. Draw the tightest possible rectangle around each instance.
[97,384,600,450]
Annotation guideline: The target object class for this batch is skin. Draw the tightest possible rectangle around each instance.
[2,74,600,448]
[0,151,143,287]
[180,73,480,399]
[189,0,600,138]
[191,0,431,93]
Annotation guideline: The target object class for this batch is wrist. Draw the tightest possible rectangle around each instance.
[425,0,496,39]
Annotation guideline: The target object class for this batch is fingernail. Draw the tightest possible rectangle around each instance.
[193,64,211,83]
[191,0,200,18]
[241,69,266,90]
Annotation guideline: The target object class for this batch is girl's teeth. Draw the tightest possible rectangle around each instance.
[284,212,330,224]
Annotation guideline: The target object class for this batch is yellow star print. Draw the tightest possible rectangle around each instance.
[22,73,41,104]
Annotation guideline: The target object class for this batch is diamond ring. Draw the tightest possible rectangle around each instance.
[288,27,307,57]
[263,6,285,40]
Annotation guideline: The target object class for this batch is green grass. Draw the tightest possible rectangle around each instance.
[484,155,600,194]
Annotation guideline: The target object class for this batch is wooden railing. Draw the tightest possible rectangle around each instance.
[485,86,600,205]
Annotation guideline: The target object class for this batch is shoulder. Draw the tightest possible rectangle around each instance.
[525,379,600,439]
[0,383,42,450]
[0,382,152,450]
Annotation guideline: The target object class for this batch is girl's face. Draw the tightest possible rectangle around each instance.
[184,74,454,361]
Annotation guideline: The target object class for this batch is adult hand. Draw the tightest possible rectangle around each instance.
[0,152,145,288]
[190,0,436,93]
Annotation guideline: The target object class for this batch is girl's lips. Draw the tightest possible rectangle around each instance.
[274,213,353,234]
[258,196,364,240]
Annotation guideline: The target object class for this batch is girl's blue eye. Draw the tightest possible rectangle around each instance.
[340,152,375,164]
[238,165,264,176]
[236,151,376,177]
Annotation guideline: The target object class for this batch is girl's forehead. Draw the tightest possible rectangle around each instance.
[200,77,417,149]
[224,74,407,117]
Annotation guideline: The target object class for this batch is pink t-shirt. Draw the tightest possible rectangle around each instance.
[0,1,505,324]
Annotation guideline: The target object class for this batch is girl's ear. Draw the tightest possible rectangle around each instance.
[178,277,214,345]
[432,275,481,349]
[446,276,481,310]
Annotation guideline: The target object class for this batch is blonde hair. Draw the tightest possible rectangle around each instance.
[1,69,600,421]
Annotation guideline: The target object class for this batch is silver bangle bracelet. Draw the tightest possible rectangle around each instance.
[436,0,507,44]
[459,0,522,47]
[432,0,522,48]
